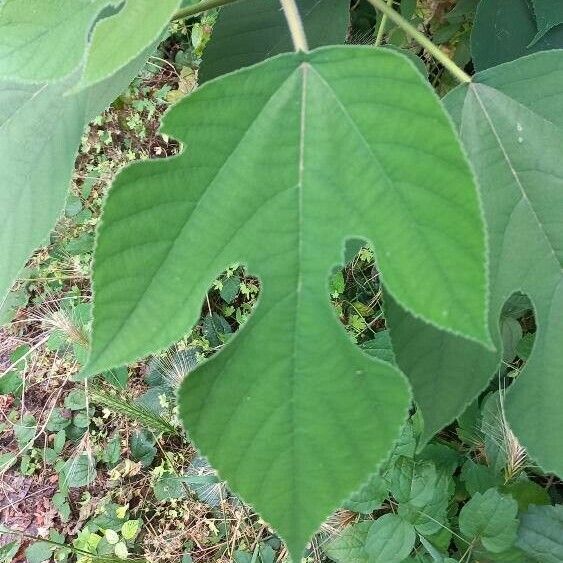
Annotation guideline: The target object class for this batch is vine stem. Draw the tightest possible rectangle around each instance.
[367,0,471,83]
[280,0,309,51]
[171,0,241,21]
[374,0,393,47]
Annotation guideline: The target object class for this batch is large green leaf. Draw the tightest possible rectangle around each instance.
[0,50,152,301]
[0,0,112,81]
[387,50,563,476]
[471,0,563,71]
[86,47,488,558]
[75,0,181,90]
[199,0,350,82]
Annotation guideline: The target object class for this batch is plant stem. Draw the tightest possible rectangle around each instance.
[171,0,241,21]
[280,0,309,52]
[367,0,471,83]
[374,0,394,47]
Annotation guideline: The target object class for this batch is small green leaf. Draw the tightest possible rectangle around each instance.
[459,488,518,553]
[105,529,120,545]
[153,472,186,501]
[398,469,452,536]
[114,541,129,560]
[0,540,20,562]
[361,330,396,364]
[14,413,36,448]
[130,430,156,467]
[53,429,66,454]
[390,457,437,506]
[46,408,72,432]
[53,491,71,522]
[0,369,23,396]
[342,471,387,514]
[121,519,141,541]
[103,434,122,467]
[220,275,241,304]
[517,505,563,563]
[460,459,502,496]
[323,521,382,563]
[202,313,232,347]
[500,475,550,512]
[24,541,52,563]
[61,453,96,488]
[365,514,416,562]
[64,389,87,410]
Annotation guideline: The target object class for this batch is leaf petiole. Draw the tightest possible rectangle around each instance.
[279,0,309,51]
[367,0,472,83]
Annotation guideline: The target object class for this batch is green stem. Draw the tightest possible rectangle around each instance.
[374,0,394,47]
[280,0,309,51]
[367,0,471,83]
[171,0,241,21]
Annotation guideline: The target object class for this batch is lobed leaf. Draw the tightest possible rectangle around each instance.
[86,46,488,559]
[387,50,563,476]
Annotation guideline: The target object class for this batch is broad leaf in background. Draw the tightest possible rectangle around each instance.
[517,505,563,562]
[199,0,350,82]
[387,51,563,475]
[0,51,153,302]
[531,0,563,40]
[471,0,563,71]
[0,0,112,81]
[75,0,181,90]
[86,46,488,559]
